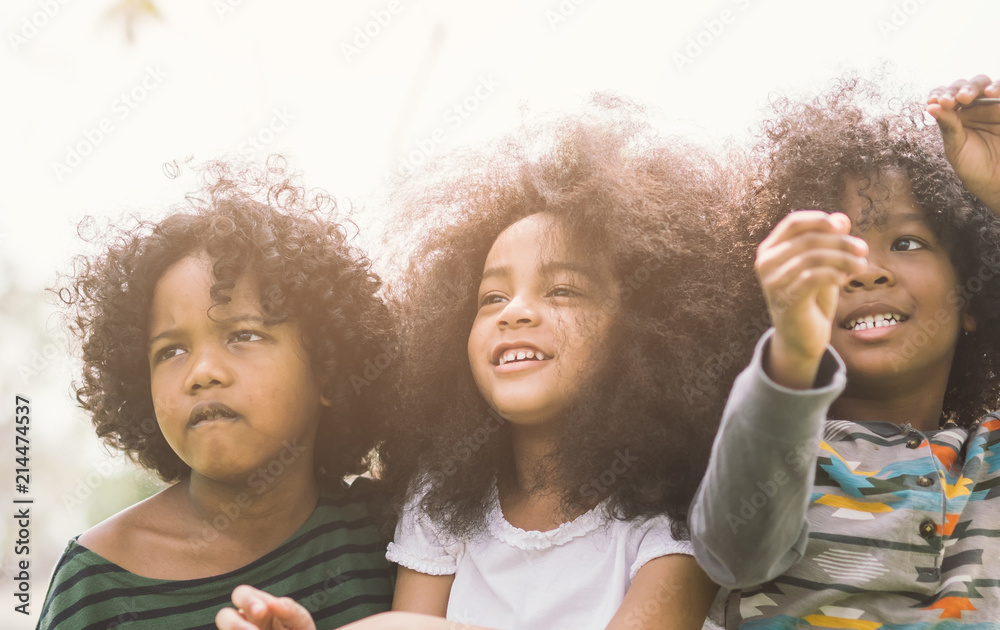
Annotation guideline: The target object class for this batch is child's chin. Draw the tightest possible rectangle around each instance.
[492,403,561,427]
[840,353,921,382]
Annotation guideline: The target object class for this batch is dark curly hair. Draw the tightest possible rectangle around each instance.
[732,76,1000,426]
[379,97,749,539]
[59,159,395,483]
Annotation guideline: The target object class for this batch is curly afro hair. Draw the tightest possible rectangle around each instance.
[59,159,395,483]
[379,97,749,539]
[732,76,1000,426]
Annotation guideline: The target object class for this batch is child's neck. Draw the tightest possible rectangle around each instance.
[830,378,946,432]
[184,468,320,535]
[501,422,582,532]
[510,422,560,493]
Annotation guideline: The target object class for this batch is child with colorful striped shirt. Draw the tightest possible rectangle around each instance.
[691,75,1000,626]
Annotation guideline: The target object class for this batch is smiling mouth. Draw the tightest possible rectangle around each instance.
[497,348,548,366]
[842,312,908,331]
[188,403,239,427]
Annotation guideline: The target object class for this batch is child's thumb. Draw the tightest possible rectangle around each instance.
[273,597,315,630]
[828,212,851,233]
[927,105,964,153]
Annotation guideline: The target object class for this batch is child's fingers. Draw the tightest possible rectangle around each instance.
[762,250,867,298]
[928,75,997,108]
[268,597,316,629]
[231,585,275,621]
[757,232,867,275]
[927,75,989,109]
[951,75,995,106]
[783,267,854,305]
[228,586,314,629]
[958,75,999,104]
[928,77,976,108]
[927,81,1000,161]
[927,102,963,145]
[216,607,258,630]
[759,211,852,252]
[757,232,867,289]
[827,212,852,233]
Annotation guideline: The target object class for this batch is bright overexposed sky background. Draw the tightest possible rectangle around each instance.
[2,0,998,627]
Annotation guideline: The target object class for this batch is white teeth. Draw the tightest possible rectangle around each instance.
[497,348,548,365]
[846,312,905,331]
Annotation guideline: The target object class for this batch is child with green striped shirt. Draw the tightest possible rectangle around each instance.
[37,162,395,630]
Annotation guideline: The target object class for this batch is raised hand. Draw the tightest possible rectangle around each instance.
[927,75,1000,214]
[215,585,317,630]
[754,211,867,389]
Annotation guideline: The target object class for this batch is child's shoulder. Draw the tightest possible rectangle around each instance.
[76,484,185,572]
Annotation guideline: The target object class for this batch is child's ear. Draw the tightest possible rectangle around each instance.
[963,310,977,333]
[316,377,333,407]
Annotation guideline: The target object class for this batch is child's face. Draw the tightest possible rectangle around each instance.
[832,172,976,389]
[147,253,329,484]
[468,213,620,428]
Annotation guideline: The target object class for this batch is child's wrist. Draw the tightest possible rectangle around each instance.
[764,335,824,390]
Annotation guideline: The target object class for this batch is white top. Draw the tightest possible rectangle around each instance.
[386,488,701,630]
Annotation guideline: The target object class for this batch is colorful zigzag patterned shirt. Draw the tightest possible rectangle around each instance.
[690,329,1000,629]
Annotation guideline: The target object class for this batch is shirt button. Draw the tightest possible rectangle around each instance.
[919,519,937,539]
[917,476,934,487]
[906,437,921,449]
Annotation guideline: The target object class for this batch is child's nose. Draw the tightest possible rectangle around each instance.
[184,346,234,392]
[498,295,538,328]
[846,254,895,290]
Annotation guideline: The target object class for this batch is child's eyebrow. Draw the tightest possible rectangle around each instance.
[216,314,266,325]
[888,212,930,226]
[146,314,266,348]
[538,261,595,278]
[147,328,177,348]
[480,265,509,283]
[479,261,596,284]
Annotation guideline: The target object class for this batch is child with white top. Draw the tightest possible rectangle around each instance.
[217,105,742,629]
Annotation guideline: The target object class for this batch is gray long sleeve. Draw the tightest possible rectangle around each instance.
[689,329,846,589]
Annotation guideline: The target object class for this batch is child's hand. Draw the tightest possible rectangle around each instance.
[215,585,317,630]
[755,211,867,389]
[927,75,1000,214]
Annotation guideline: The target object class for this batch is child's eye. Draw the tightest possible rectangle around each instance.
[547,286,580,298]
[231,330,265,343]
[891,237,926,252]
[479,293,508,307]
[153,346,185,363]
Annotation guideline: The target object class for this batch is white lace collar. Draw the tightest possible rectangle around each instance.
[485,485,608,550]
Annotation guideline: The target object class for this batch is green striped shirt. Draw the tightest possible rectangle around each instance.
[37,480,393,629]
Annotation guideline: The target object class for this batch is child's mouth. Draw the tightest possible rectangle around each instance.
[188,402,239,427]
[842,312,908,331]
[498,348,548,366]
